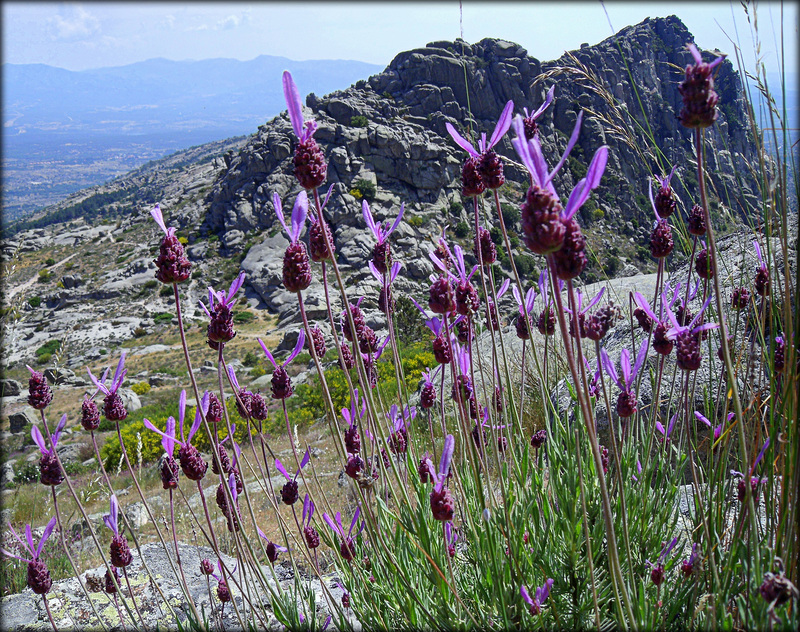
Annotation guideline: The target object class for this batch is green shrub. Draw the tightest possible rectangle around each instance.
[36,353,51,365]
[592,208,605,221]
[132,382,151,396]
[101,418,165,467]
[27,296,41,308]
[233,311,255,324]
[489,226,503,245]
[37,270,52,283]
[500,203,520,226]
[448,200,463,215]
[143,279,158,290]
[453,221,470,238]
[36,339,61,357]
[251,365,267,379]
[350,178,376,202]
[153,312,173,325]
[133,327,147,338]
[350,115,369,128]
[407,215,425,228]
[44,257,56,266]
[159,285,173,297]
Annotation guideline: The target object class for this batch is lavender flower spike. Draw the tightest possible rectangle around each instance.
[321,505,364,561]
[258,330,305,400]
[283,71,317,143]
[273,191,308,245]
[655,412,679,442]
[1,515,57,564]
[274,448,310,505]
[31,414,67,486]
[520,578,554,616]
[522,85,555,138]
[445,100,514,158]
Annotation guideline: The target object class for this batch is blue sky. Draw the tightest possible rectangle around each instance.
[2,1,796,78]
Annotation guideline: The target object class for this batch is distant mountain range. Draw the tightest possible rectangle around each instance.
[2,55,382,222]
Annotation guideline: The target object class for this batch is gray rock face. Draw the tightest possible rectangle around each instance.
[0,542,352,631]
[0,378,22,397]
[9,408,37,434]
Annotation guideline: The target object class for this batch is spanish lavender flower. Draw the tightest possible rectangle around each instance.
[86,353,128,421]
[104,567,120,594]
[730,286,750,310]
[342,390,365,454]
[430,435,456,521]
[80,397,101,431]
[446,100,514,191]
[681,543,700,577]
[655,412,679,443]
[634,291,676,355]
[308,325,327,359]
[733,438,770,505]
[419,368,438,409]
[445,522,459,558]
[566,287,605,340]
[1,516,57,594]
[257,528,288,565]
[646,537,679,586]
[695,410,732,446]
[363,199,404,274]
[484,278,510,332]
[308,185,336,262]
[427,274,455,315]
[216,472,242,532]
[667,294,719,371]
[753,239,770,296]
[274,191,312,292]
[431,245,480,316]
[678,43,725,129]
[370,261,401,315]
[411,299,453,364]
[338,339,356,370]
[512,110,608,264]
[345,454,364,479]
[387,404,415,455]
[650,219,674,259]
[651,166,678,219]
[695,242,714,280]
[299,494,320,550]
[601,339,649,418]
[520,578,554,616]
[759,565,799,607]
[340,297,367,343]
[26,365,53,410]
[200,272,246,346]
[531,429,548,449]
[212,561,232,603]
[31,414,67,487]
[522,85,555,139]
[511,282,537,340]
[144,413,180,489]
[322,506,365,561]
[200,559,214,576]
[259,330,306,400]
[451,345,474,406]
[584,303,621,342]
[150,203,192,284]
[599,445,610,474]
[417,452,436,484]
[104,495,132,567]
[360,335,391,389]
[283,71,327,189]
[274,449,310,506]
[147,390,208,481]
[455,316,473,344]
[584,356,602,398]
[250,391,269,421]
[474,226,497,265]
[687,203,707,236]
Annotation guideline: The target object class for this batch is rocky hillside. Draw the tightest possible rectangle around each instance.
[2,15,764,371]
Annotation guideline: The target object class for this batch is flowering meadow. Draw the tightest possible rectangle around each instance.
[3,17,798,632]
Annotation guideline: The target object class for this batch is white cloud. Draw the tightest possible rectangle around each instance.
[48,4,100,41]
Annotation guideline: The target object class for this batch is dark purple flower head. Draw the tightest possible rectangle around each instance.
[731,287,750,310]
[649,166,678,219]
[429,436,456,520]
[774,335,786,372]
[666,294,719,370]
[283,71,327,189]
[679,43,725,129]
[511,283,537,339]
[86,354,129,421]
[31,414,67,486]
[200,559,214,576]
[530,428,548,449]
[759,565,799,607]
[565,287,605,340]
[257,528,288,564]
[520,578,554,616]
[474,226,497,265]
[322,505,364,562]
[687,203,707,236]
[446,100,514,192]
[551,218,587,280]
[342,389,366,453]
[307,184,336,262]
[307,324,327,359]
[274,449,310,505]
[753,239,770,296]
[650,219,674,259]
[694,241,714,280]
[150,204,192,284]
[512,110,608,259]
[104,494,133,567]
[301,494,320,548]
[522,85,555,139]
[201,272,246,345]
[387,404,415,455]
[259,331,305,400]
[147,390,206,481]
[363,200,404,274]
[369,261,401,315]
[81,397,101,431]
[682,543,701,577]
[26,365,53,410]
[646,537,678,585]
